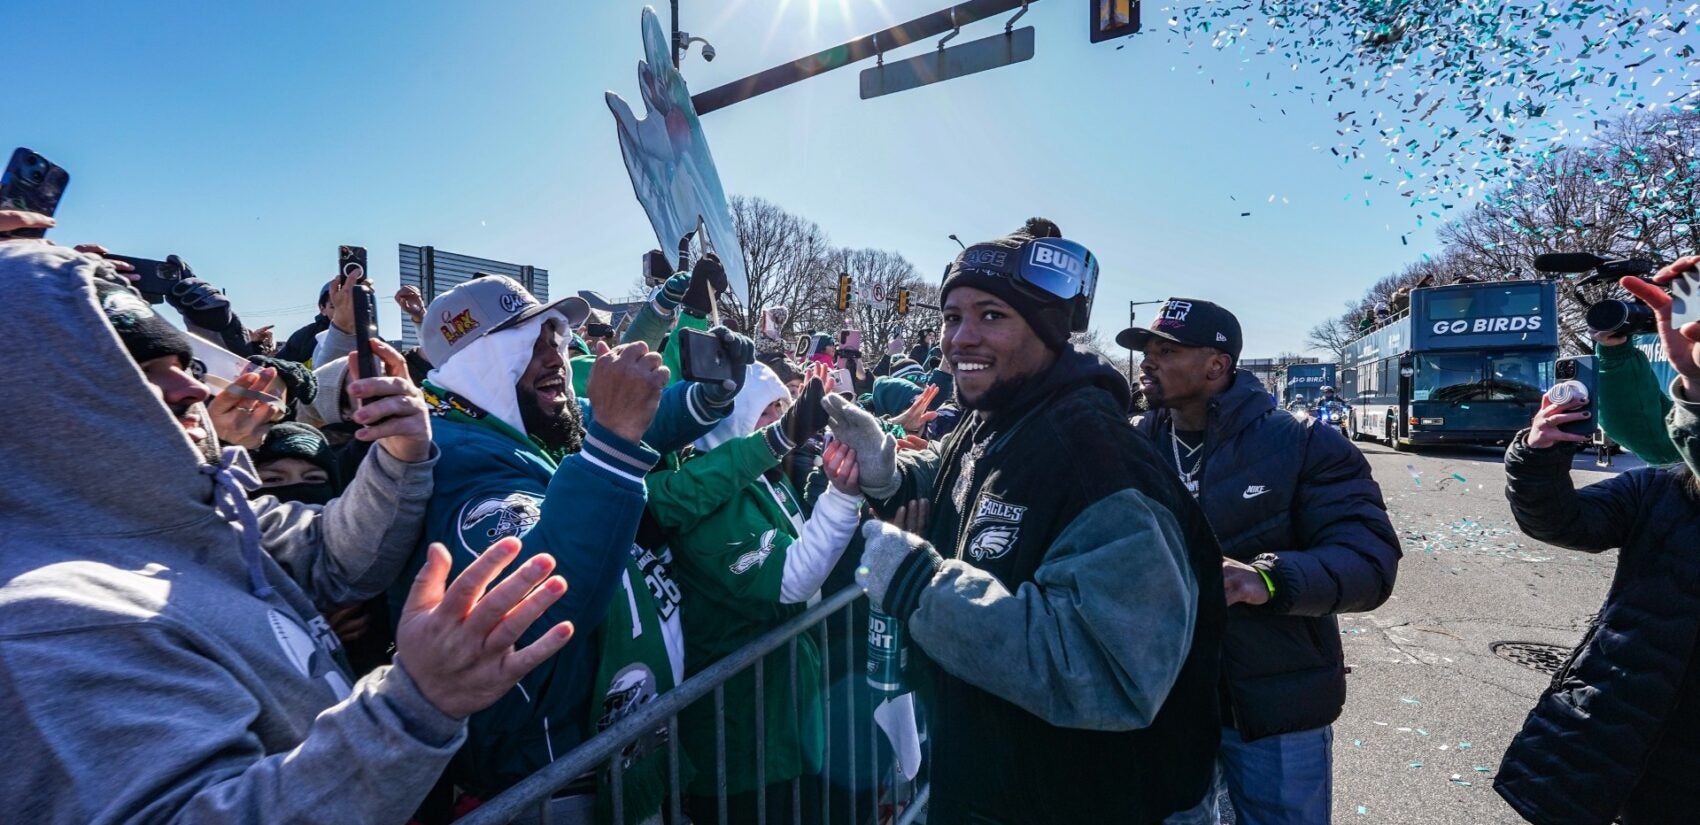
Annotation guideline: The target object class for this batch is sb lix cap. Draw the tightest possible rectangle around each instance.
[1116,298,1243,361]
[422,275,591,366]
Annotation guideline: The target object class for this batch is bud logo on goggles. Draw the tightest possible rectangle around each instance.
[1028,241,1087,281]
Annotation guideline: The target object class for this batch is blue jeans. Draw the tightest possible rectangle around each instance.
[1166,725,1334,825]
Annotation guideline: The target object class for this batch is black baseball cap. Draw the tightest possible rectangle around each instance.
[1116,298,1243,362]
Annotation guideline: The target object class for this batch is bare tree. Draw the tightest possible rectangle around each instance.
[1306,307,1361,366]
[728,195,837,336]
[1313,110,1700,356]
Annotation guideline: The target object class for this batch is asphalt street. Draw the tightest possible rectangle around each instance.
[1324,436,1643,823]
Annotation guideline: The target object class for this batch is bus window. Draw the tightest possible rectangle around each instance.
[1487,353,1550,402]
[1425,283,1544,322]
[1415,353,1486,401]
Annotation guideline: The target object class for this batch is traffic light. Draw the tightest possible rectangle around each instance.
[1089,0,1141,43]
[896,289,911,316]
[837,273,852,312]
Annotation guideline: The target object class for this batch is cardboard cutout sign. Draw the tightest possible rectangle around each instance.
[606,7,748,305]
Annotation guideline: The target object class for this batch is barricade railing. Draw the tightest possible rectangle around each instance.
[459,585,929,825]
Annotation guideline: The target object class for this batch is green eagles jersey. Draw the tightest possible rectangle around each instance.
[647,439,827,795]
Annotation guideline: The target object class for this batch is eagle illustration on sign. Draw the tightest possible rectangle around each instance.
[606,6,748,306]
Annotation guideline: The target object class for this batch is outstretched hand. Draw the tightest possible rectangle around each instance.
[890,384,940,435]
[821,439,861,495]
[395,538,574,720]
[1621,255,1700,398]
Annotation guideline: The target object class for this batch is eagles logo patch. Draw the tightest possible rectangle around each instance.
[967,524,1019,561]
[730,529,778,575]
[457,492,543,555]
[964,493,1025,562]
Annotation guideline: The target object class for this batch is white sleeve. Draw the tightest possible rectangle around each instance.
[779,486,864,604]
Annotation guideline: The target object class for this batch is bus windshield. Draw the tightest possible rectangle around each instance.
[1413,352,1554,402]
[1486,353,1551,402]
[1414,353,1488,402]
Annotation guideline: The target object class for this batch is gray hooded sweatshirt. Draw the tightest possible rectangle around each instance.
[0,242,462,824]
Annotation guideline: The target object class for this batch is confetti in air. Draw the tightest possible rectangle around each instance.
[1151,1,1700,232]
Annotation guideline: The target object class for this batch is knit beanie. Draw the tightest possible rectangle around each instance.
[95,281,194,366]
[888,359,926,385]
[870,376,925,417]
[248,355,318,406]
[940,217,1075,351]
[253,422,339,482]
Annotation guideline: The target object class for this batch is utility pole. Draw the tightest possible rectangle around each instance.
[670,0,681,67]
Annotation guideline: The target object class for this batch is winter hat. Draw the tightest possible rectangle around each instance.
[870,376,924,417]
[696,363,791,452]
[888,359,926,385]
[248,354,318,406]
[940,218,1077,351]
[95,281,194,366]
[252,422,339,482]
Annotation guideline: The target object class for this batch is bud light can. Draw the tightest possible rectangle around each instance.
[1546,379,1589,408]
[867,608,908,696]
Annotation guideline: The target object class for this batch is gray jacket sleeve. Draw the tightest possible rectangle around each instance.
[253,444,438,609]
[0,624,462,825]
[1259,424,1401,617]
[311,321,358,372]
[908,488,1198,731]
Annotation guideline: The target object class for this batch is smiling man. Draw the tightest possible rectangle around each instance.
[399,274,750,814]
[823,219,1226,824]
[1124,299,1400,824]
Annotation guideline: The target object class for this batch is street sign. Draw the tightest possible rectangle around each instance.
[859,26,1036,100]
[855,280,894,310]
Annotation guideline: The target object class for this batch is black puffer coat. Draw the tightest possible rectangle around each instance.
[1135,370,1400,739]
[1496,425,1700,825]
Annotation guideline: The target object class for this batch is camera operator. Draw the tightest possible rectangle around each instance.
[1496,255,1700,824]
[1590,319,1683,464]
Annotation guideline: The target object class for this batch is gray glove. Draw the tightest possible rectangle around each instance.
[823,392,900,499]
[858,520,943,617]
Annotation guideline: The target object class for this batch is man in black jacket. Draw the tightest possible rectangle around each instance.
[1123,299,1400,824]
[831,220,1225,824]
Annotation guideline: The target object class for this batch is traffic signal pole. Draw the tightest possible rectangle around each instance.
[691,0,1044,115]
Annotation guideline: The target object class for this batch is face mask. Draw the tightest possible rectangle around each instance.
[257,482,336,506]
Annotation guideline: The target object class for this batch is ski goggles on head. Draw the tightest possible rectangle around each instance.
[943,237,1100,329]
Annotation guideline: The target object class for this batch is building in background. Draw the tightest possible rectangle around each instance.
[398,244,549,348]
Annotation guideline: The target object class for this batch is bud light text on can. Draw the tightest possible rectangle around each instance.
[1546,379,1589,408]
[867,607,908,696]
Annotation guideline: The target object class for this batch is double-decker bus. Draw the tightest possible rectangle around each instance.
[1281,363,1337,409]
[1348,280,1559,450]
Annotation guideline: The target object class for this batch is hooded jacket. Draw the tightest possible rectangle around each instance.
[0,242,454,824]
[1494,388,1700,825]
[1135,370,1400,739]
[875,347,1225,824]
[398,310,725,797]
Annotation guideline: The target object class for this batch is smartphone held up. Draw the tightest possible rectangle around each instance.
[0,147,70,239]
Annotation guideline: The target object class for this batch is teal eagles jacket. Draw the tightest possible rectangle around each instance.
[395,379,724,797]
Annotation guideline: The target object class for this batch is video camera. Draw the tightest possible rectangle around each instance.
[1533,252,1660,337]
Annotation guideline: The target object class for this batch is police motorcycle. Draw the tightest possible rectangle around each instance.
[1311,387,1351,437]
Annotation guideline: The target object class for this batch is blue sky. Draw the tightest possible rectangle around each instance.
[13,0,1473,357]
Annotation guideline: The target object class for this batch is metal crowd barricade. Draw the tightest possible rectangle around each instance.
[459,585,930,825]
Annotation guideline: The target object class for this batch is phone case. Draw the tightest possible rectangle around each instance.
[0,148,70,238]
[1670,271,1700,333]
[679,328,734,384]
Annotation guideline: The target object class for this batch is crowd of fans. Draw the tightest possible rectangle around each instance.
[7,189,1700,825]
